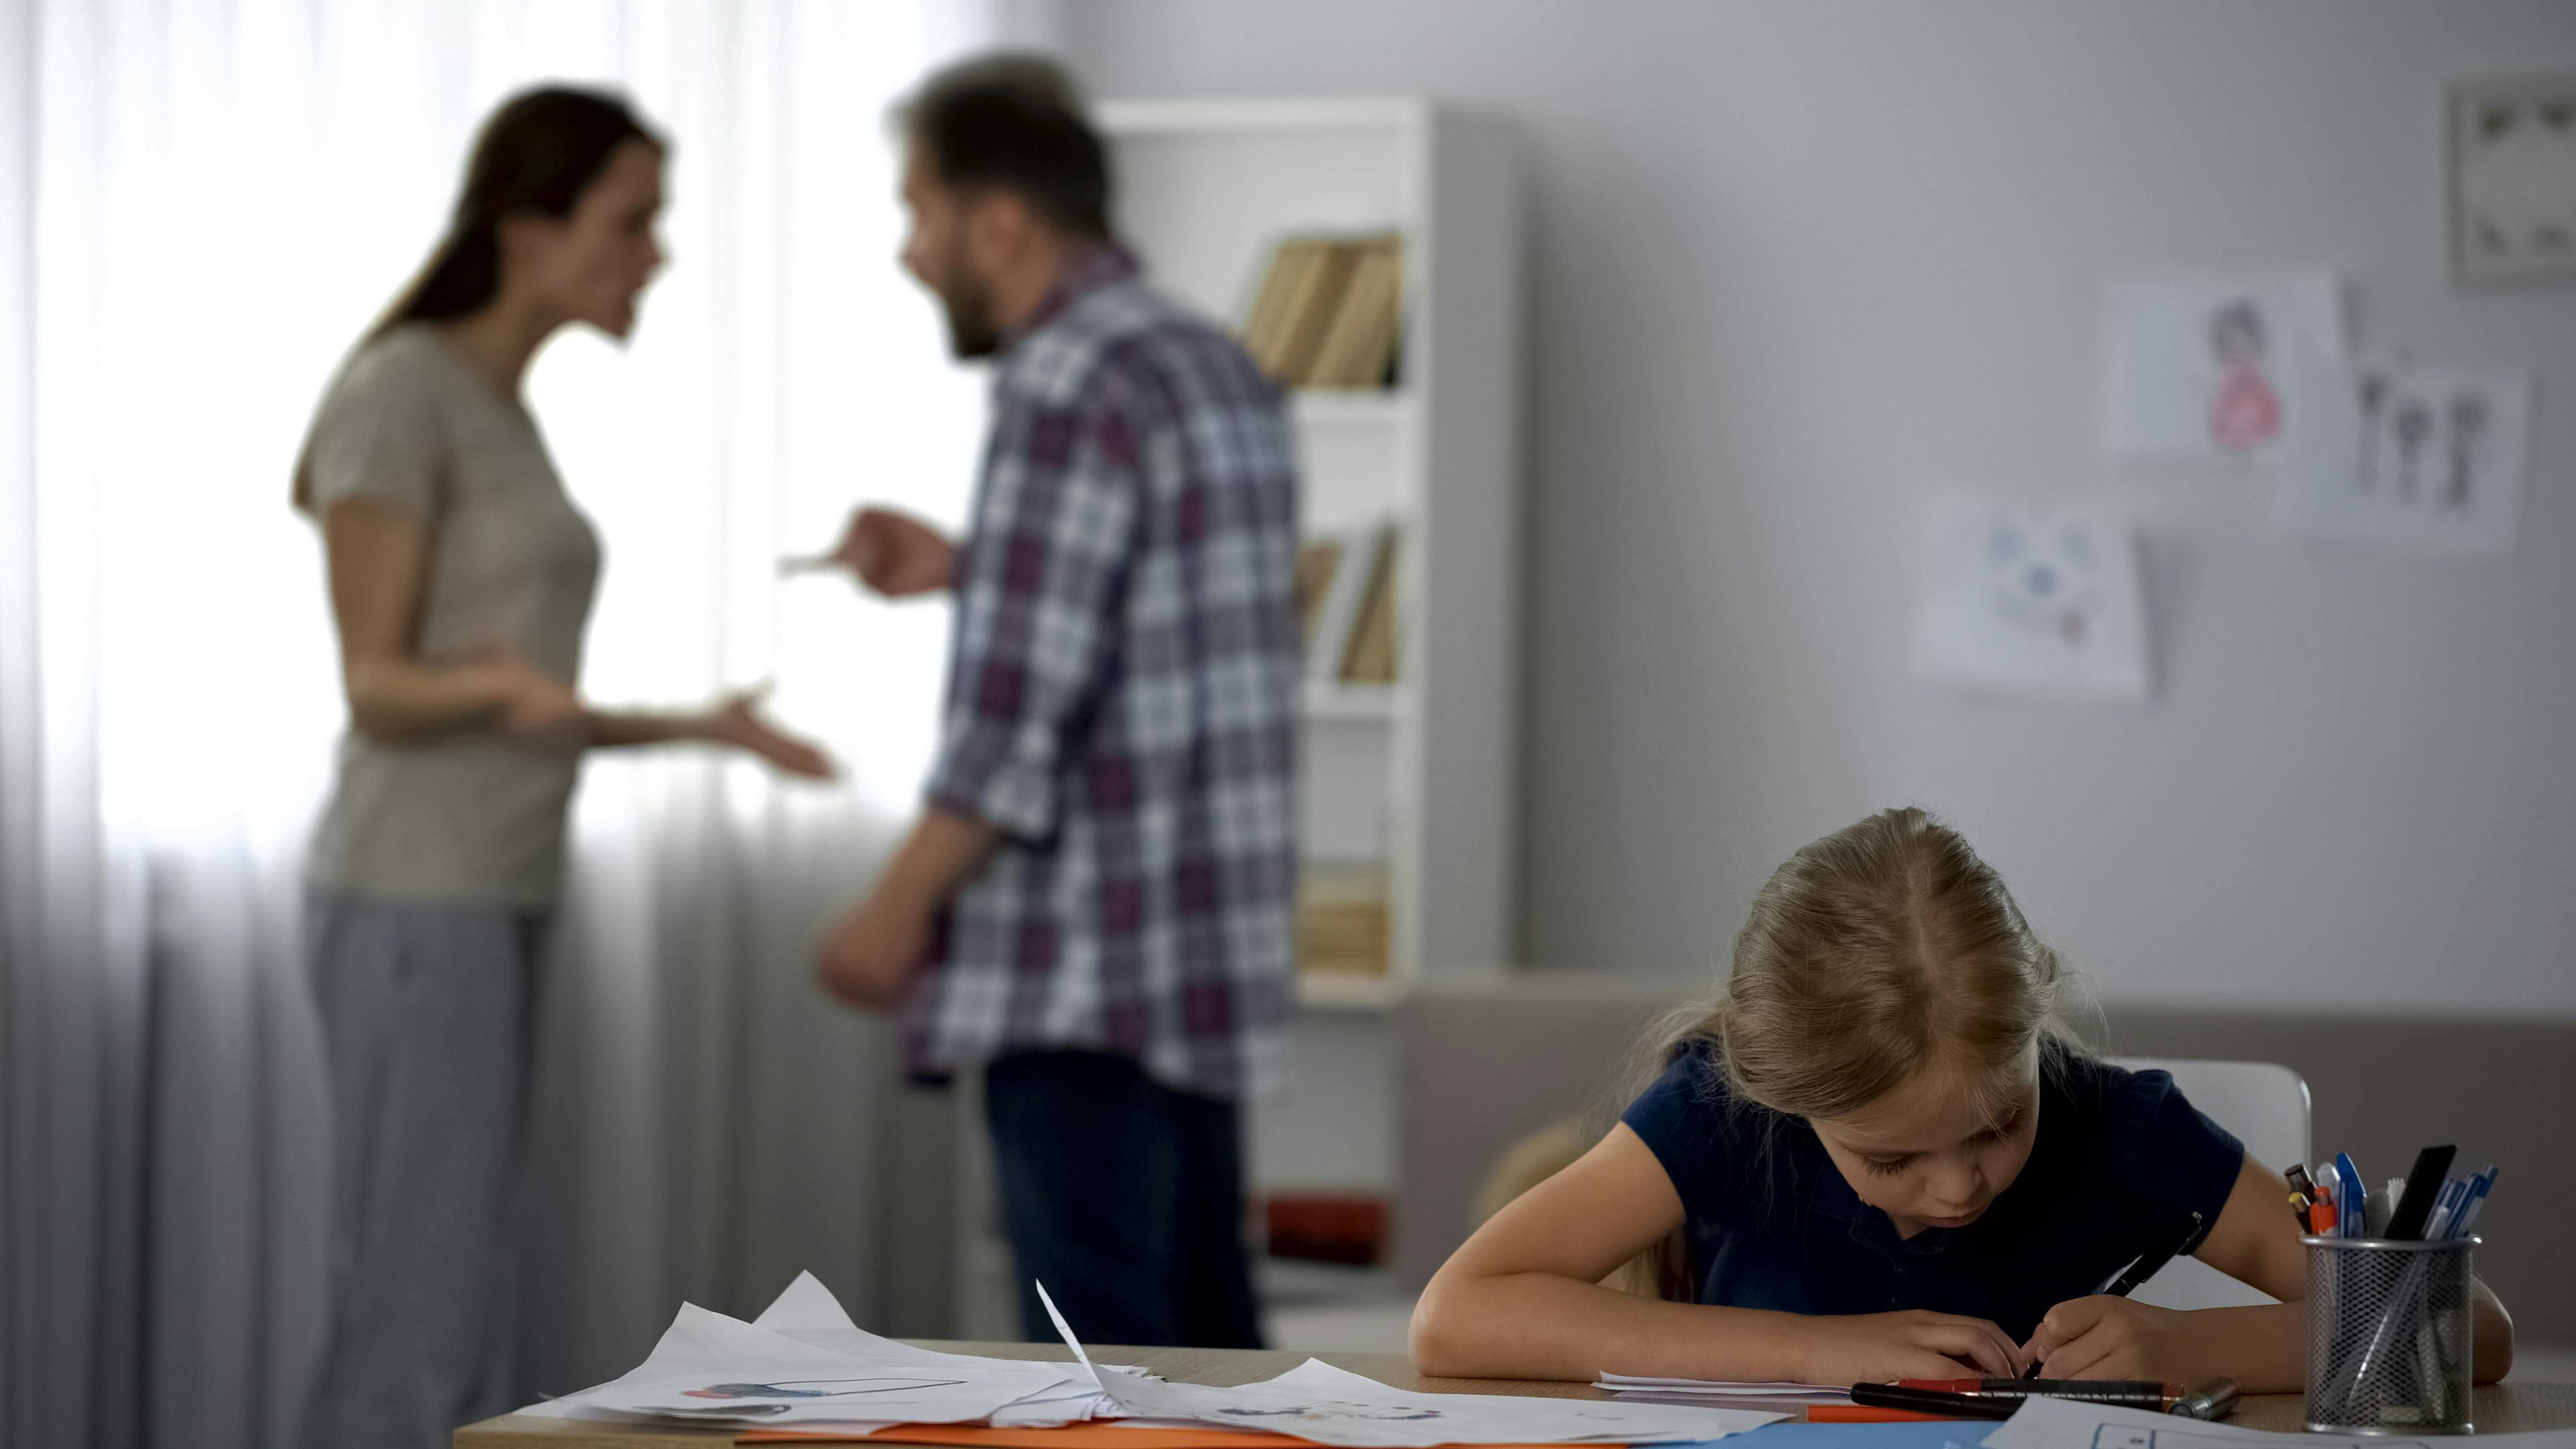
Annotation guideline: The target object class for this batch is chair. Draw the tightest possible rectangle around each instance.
[2108,1056,2311,1311]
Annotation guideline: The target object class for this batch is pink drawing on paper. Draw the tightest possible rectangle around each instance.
[2205,298,2281,453]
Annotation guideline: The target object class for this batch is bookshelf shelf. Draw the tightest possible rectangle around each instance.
[1291,389,1416,427]
[1301,683,1405,723]
[1294,971,1414,1012]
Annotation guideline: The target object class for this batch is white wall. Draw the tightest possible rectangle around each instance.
[1057,0,2576,1020]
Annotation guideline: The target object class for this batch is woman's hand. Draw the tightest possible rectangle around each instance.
[1797,1309,2029,1383]
[704,688,837,780]
[2023,1296,2195,1381]
[832,506,955,597]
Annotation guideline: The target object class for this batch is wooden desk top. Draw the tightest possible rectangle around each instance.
[458,1340,2576,1446]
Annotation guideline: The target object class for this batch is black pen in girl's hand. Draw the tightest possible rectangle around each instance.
[2023,1209,2208,1379]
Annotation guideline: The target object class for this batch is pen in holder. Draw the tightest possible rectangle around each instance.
[2304,1234,2476,1434]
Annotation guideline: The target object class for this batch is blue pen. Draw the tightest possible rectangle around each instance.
[2423,1179,2466,1240]
[2448,1167,2497,1240]
[2334,1152,2367,1238]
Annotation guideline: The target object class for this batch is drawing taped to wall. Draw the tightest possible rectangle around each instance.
[2277,356,2535,557]
[2448,69,2576,286]
[1915,500,2150,704]
[2104,275,2345,462]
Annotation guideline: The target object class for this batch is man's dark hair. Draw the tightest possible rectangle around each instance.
[898,54,1112,240]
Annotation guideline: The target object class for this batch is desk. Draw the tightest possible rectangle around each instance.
[458,1342,2576,1446]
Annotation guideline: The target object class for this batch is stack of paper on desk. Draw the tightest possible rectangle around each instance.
[524,1271,1788,1445]
[1591,1375,1851,1403]
[523,1273,1104,1431]
[1036,1283,1784,1447]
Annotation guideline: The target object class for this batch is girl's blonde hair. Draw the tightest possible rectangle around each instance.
[1623,805,2078,1298]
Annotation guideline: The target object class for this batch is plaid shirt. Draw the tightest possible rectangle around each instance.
[901,248,1301,1101]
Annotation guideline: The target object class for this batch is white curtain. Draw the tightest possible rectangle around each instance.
[0,3,1048,1445]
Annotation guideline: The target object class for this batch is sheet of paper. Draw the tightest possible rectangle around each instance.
[547,1275,1077,1428]
[1594,1375,1848,1401]
[1983,1394,2576,1449]
[2104,274,2345,462]
[2275,354,2536,557]
[1913,500,2151,704]
[1038,1285,1781,1447]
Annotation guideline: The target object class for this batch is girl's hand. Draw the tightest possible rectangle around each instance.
[1799,1309,2028,1384]
[706,688,838,780]
[2022,1296,2194,1381]
[474,649,587,733]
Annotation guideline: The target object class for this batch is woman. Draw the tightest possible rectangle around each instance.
[290,87,829,1449]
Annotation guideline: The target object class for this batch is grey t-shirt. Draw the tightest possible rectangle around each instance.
[302,325,602,908]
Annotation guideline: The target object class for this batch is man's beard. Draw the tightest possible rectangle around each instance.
[940,266,1001,359]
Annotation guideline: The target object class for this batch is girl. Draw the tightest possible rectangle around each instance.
[1411,808,2514,1390]
[292,88,833,1449]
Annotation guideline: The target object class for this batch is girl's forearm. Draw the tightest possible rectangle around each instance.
[2180,1303,2305,1393]
[343,657,515,741]
[1410,1271,1815,1383]
[2183,1280,2510,1393]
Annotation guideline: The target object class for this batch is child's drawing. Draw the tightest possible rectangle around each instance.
[2355,371,2390,489]
[2104,274,2344,463]
[1915,501,2149,704]
[2449,70,2576,285]
[2443,392,2487,512]
[2206,299,2282,451]
[2277,356,2534,557]
[2392,397,2434,501]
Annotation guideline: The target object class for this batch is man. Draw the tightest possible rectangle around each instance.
[815,54,1299,1350]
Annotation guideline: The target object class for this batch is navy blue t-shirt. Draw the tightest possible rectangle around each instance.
[1619,1044,2244,1342]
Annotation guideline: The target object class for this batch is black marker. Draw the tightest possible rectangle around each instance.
[2385,1144,2457,1241]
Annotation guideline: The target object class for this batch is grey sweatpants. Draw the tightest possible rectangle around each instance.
[297,892,547,1449]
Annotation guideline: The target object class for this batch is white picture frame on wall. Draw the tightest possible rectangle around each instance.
[2448,69,2576,287]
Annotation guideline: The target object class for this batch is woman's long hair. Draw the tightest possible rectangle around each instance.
[292,86,662,512]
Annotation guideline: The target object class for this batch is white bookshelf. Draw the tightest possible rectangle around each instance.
[1100,95,1525,1010]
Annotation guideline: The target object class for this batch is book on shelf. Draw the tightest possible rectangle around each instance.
[1301,519,1385,684]
[1338,521,1401,686]
[1240,238,1324,372]
[1298,861,1389,977]
[1306,236,1404,390]
[1239,233,1404,390]
[1295,537,1345,653]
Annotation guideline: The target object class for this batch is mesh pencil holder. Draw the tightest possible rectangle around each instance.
[2303,1234,2477,1434]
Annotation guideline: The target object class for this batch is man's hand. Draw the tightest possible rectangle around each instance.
[816,884,934,1011]
[833,506,957,598]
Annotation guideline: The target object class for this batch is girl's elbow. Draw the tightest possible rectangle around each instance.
[1407,1278,1472,1377]
[2473,1291,2514,1385]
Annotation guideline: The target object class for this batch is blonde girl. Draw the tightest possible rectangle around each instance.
[1410,808,2514,1389]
